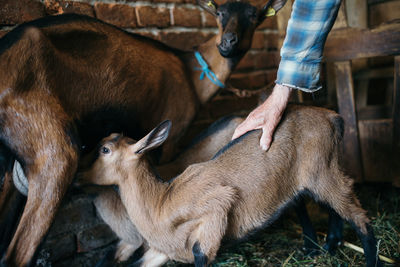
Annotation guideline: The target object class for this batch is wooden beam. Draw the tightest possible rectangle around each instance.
[369,1,400,27]
[324,22,400,62]
[358,119,392,182]
[332,1,348,30]
[346,0,367,29]
[393,55,400,187]
[354,67,393,80]
[394,56,400,151]
[334,61,364,182]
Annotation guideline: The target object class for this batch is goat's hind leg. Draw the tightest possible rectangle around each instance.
[0,95,79,266]
[310,173,382,267]
[0,147,25,258]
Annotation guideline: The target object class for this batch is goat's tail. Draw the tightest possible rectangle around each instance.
[329,113,345,145]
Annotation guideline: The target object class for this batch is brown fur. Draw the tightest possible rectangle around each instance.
[79,105,373,266]
[0,0,282,264]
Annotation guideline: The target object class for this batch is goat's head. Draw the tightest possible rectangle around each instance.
[77,121,172,186]
[198,0,286,58]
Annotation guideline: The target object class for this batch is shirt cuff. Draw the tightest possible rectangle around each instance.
[275,59,322,93]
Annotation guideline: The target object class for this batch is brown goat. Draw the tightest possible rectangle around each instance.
[0,0,288,264]
[81,116,245,264]
[78,105,383,267]
[86,115,334,265]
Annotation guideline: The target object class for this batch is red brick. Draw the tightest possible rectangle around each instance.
[203,12,218,27]
[173,7,202,27]
[136,6,170,28]
[159,31,214,50]
[251,31,279,50]
[152,0,184,3]
[44,0,63,15]
[258,16,277,30]
[236,50,280,70]
[94,3,137,28]
[0,0,45,25]
[56,2,94,17]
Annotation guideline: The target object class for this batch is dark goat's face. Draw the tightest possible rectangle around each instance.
[198,0,287,58]
[216,2,259,57]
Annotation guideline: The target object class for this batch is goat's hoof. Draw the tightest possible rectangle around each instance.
[322,239,342,255]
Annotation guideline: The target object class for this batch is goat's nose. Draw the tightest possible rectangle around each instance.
[222,33,238,46]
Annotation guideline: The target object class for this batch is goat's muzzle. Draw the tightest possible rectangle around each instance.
[218,32,238,57]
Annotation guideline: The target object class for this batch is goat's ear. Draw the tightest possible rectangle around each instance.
[258,0,287,23]
[197,0,218,17]
[134,120,172,155]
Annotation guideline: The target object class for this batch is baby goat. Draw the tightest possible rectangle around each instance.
[79,105,382,267]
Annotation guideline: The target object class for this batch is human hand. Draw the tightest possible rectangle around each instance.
[232,84,292,151]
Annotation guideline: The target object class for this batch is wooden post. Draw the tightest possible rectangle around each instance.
[393,56,400,187]
[334,61,364,182]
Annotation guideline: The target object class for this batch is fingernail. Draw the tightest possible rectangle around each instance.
[261,144,269,151]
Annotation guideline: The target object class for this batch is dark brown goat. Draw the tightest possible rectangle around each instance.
[78,105,383,267]
[0,0,287,265]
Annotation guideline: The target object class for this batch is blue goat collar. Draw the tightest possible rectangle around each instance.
[194,51,225,88]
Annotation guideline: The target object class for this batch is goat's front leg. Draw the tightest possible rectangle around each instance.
[0,94,79,266]
[322,206,343,254]
[93,187,144,262]
[294,197,319,255]
[132,248,168,267]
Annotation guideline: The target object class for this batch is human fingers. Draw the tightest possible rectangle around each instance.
[260,123,274,151]
[232,110,265,140]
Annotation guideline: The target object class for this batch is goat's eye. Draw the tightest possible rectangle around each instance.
[101,146,110,154]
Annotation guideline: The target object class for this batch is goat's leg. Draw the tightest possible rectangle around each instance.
[310,174,382,267]
[4,150,78,266]
[191,210,230,266]
[132,248,168,267]
[192,242,208,267]
[93,187,144,262]
[0,95,79,266]
[322,206,343,254]
[349,219,382,267]
[294,197,319,255]
[4,149,78,266]
[115,240,141,263]
[333,195,382,267]
[0,153,26,258]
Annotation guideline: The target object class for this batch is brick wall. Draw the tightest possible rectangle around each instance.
[0,0,279,265]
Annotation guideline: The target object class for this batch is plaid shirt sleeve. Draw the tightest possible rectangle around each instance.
[276,0,341,92]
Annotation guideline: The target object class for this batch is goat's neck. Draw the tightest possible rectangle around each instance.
[188,36,241,104]
[119,159,168,233]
